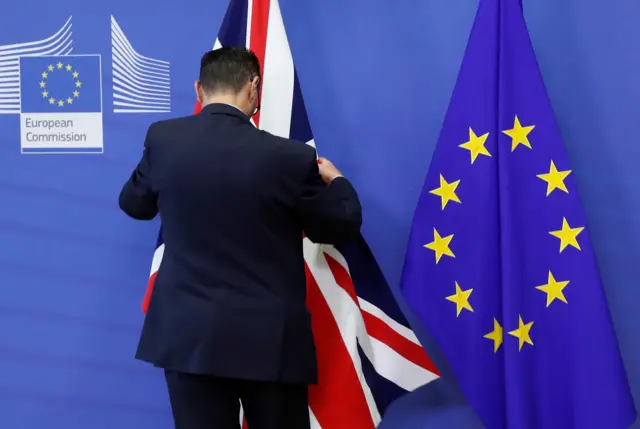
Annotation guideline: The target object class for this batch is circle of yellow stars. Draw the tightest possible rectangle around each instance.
[39,61,81,107]
[423,114,585,353]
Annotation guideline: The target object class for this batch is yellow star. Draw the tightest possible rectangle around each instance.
[41,90,48,98]
[502,116,535,151]
[75,80,82,88]
[47,65,54,72]
[483,318,503,353]
[57,100,64,107]
[535,271,569,307]
[41,71,48,79]
[39,81,46,88]
[48,97,55,104]
[508,315,534,351]
[66,64,73,71]
[73,90,80,98]
[424,228,455,264]
[429,174,461,210]
[73,71,79,78]
[57,62,63,69]
[536,161,571,196]
[459,127,491,164]
[445,281,473,317]
[549,217,584,253]
[67,97,73,104]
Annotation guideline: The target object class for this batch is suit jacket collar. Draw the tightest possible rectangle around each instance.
[200,103,251,121]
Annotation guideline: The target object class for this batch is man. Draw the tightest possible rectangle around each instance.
[118,47,362,429]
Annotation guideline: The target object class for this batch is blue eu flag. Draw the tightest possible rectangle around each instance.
[400,0,636,428]
[20,55,102,113]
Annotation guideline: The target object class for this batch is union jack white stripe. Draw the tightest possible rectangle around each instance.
[142,1,439,427]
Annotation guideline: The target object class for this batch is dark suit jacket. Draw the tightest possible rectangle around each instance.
[119,103,362,384]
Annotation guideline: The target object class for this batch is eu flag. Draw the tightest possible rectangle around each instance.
[20,55,102,113]
[399,0,636,428]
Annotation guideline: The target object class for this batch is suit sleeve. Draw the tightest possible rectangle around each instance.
[295,154,363,245]
[118,125,159,220]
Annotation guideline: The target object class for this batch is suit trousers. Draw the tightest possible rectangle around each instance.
[164,370,310,429]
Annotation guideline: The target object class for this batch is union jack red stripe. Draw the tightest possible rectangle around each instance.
[142,1,439,427]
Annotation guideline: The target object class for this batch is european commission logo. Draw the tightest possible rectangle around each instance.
[0,15,172,155]
[19,55,103,154]
[111,15,171,113]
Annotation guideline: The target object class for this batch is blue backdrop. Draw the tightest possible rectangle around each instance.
[0,0,638,427]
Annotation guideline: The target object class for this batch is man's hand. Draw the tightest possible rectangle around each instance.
[317,157,343,184]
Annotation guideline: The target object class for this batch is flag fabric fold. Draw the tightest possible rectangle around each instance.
[142,0,439,427]
[400,0,636,428]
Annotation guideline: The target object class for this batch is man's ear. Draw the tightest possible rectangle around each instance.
[252,77,260,95]
[194,80,203,103]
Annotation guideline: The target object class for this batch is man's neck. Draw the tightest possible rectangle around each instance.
[201,95,246,116]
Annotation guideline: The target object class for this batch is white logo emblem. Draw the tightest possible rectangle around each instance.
[0,16,105,154]
[111,15,171,113]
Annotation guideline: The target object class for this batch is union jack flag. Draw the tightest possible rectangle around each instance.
[141,0,440,427]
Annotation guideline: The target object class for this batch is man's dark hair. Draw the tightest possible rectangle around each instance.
[199,47,261,94]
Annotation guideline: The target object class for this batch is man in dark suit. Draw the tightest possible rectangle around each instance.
[118,47,362,429]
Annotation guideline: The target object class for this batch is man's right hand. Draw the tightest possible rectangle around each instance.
[317,157,343,184]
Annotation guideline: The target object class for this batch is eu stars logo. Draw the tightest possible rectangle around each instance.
[39,61,82,108]
[423,113,587,355]
[19,55,103,154]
